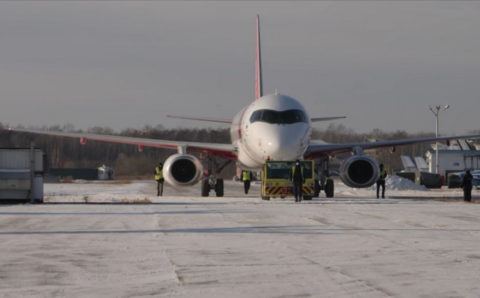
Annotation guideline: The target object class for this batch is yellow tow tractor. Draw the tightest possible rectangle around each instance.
[261,160,315,200]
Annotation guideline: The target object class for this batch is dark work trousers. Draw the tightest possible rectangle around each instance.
[243,180,251,194]
[464,186,472,202]
[157,179,164,196]
[376,180,385,198]
[293,182,302,202]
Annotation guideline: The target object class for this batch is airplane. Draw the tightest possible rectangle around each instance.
[3,15,480,198]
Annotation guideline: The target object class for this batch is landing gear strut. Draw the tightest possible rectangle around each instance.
[317,156,335,198]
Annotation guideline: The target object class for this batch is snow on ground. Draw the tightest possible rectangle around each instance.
[43,175,457,203]
[384,175,428,191]
[0,180,479,297]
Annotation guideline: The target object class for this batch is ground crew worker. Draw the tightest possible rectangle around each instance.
[155,162,164,196]
[376,163,387,198]
[242,170,252,194]
[291,160,304,202]
[461,169,473,202]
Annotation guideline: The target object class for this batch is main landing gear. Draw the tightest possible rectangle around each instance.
[324,178,334,198]
[201,156,230,197]
[316,157,335,198]
[314,177,335,198]
[201,177,224,197]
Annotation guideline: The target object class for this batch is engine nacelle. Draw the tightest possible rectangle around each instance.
[163,154,203,187]
[339,155,379,188]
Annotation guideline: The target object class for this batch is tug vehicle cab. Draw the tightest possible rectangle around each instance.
[261,160,315,200]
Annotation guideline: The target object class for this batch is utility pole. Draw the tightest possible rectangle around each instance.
[428,105,450,174]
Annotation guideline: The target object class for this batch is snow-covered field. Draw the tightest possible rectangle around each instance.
[41,175,468,203]
[0,178,479,297]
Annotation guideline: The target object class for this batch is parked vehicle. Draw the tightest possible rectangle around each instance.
[451,170,480,189]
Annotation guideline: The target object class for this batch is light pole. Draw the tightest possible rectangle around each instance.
[428,105,450,174]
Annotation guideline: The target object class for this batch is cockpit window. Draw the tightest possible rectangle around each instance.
[249,109,308,124]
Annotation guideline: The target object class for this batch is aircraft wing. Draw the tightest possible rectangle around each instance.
[165,115,232,124]
[305,134,480,158]
[3,127,237,159]
[310,116,346,122]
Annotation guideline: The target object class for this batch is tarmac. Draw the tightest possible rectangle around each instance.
[0,180,479,297]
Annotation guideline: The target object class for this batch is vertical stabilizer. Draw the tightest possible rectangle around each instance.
[255,14,263,100]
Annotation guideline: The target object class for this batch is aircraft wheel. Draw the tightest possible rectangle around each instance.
[201,179,210,197]
[215,178,224,197]
[314,179,320,197]
[325,179,334,198]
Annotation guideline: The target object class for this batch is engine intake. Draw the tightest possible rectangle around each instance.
[163,154,203,186]
[339,155,379,188]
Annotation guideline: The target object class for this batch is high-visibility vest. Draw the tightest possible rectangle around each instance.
[242,171,251,181]
[378,169,387,181]
[155,166,163,181]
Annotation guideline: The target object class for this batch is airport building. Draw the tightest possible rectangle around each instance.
[398,140,480,187]
[426,140,480,175]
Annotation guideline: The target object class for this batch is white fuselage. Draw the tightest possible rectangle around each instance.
[230,94,312,169]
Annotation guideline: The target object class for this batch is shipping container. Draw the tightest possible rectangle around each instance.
[0,148,44,202]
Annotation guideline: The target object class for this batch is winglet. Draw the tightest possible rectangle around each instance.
[255,14,263,100]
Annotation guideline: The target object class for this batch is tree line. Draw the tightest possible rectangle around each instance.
[0,123,468,177]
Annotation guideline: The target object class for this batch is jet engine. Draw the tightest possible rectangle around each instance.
[163,154,203,187]
[339,155,379,188]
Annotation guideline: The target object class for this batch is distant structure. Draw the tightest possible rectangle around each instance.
[48,165,114,181]
[398,139,480,187]
[98,165,114,180]
[425,140,480,182]
[414,156,429,172]
[399,155,429,172]
[0,147,44,203]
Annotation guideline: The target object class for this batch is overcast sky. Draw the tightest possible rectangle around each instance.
[1,1,479,135]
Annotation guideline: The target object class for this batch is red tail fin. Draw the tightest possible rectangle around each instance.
[255,14,263,100]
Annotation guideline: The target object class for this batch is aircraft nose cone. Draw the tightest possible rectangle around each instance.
[264,134,300,160]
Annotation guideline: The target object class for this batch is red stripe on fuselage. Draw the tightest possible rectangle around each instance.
[238,108,247,139]
[255,14,262,100]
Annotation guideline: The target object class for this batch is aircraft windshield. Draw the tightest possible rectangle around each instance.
[250,109,308,124]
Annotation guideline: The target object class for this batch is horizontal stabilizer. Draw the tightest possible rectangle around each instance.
[311,116,346,122]
[166,115,232,124]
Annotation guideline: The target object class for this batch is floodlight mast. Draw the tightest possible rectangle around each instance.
[428,105,450,174]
